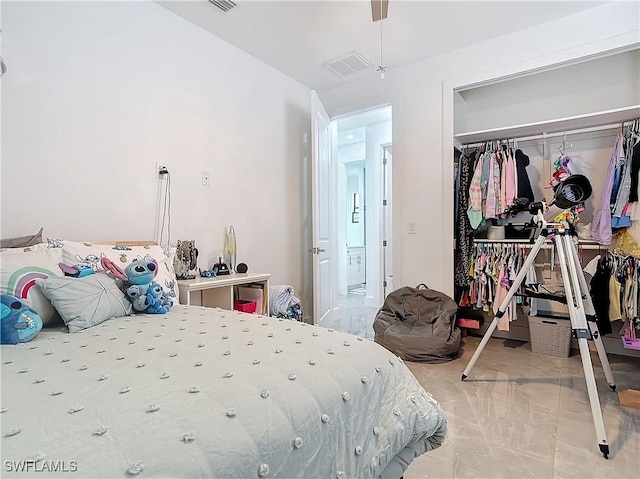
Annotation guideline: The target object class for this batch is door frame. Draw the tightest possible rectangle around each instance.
[381,144,393,297]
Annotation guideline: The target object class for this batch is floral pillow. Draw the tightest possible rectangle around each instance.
[0,243,64,325]
[60,240,178,303]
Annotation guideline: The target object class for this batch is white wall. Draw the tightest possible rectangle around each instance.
[0,1,311,312]
[319,1,640,297]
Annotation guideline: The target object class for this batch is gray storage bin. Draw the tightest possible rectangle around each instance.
[528,316,572,357]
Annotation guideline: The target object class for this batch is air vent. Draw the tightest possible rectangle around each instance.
[322,51,374,78]
[208,0,239,13]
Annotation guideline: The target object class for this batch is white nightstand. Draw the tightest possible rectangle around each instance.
[177,272,271,314]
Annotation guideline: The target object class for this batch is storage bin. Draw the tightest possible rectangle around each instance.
[528,316,572,357]
[487,225,505,240]
[234,300,257,314]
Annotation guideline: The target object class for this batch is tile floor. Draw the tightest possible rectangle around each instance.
[319,293,640,479]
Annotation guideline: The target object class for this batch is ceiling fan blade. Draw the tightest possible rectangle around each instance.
[371,0,389,22]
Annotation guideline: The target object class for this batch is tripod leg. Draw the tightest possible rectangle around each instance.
[461,234,548,380]
[567,235,616,390]
[557,234,610,458]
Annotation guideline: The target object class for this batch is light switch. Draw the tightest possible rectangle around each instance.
[408,222,416,234]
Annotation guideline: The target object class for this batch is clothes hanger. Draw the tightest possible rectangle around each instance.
[629,118,640,146]
[555,132,573,157]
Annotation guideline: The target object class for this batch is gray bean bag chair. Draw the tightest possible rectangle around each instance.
[373,284,461,363]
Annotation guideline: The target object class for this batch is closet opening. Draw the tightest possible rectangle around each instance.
[451,47,640,357]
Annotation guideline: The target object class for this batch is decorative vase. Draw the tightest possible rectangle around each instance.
[226,226,237,273]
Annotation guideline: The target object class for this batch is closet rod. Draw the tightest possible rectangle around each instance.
[473,238,604,250]
[459,122,627,150]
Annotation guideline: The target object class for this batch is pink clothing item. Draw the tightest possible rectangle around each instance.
[499,150,507,215]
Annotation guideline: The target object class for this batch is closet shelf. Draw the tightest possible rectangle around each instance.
[455,105,640,144]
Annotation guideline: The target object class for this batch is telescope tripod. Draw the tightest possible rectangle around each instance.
[461,225,616,458]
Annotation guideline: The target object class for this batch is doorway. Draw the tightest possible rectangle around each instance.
[318,105,392,338]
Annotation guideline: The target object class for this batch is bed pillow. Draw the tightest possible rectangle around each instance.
[37,273,132,332]
[0,243,63,325]
[60,240,178,302]
[0,227,44,249]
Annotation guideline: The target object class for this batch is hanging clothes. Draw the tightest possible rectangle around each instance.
[455,152,476,292]
[612,136,634,218]
[626,140,640,202]
[456,141,523,229]
[589,252,640,338]
[467,152,485,229]
[514,149,534,202]
[590,257,614,336]
[484,152,498,220]
[461,242,536,331]
[504,147,517,207]
[592,130,624,245]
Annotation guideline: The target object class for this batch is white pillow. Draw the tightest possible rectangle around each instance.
[37,274,132,332]
[60,241,178,302]
[0,243,64,325]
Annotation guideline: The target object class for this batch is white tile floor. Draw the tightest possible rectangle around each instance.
[319,293,640,479]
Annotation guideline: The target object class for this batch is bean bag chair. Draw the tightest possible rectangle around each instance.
[373,284,461,363]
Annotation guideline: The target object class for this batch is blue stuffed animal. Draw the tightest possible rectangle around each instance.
[146,282,171,314]
[101,257,173,314]
[1,294,43,344]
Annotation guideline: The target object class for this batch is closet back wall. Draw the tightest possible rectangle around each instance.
[0,1,312,315]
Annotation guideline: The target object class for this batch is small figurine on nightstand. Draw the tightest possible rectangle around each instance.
[174,240,198,280]
[199,266,218,278]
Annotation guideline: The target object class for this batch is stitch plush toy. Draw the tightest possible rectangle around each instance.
[1,294,43,344]
[101,257,173,314]
[146,282,172,314]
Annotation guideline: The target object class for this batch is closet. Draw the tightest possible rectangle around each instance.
[453,48,640,358]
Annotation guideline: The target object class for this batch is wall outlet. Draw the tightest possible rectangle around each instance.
[156,162,168,179]
[202,171,211,186]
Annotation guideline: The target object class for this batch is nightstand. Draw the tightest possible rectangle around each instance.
[177,272,271,314]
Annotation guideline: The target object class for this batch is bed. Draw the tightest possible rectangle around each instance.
[0,239,447,478]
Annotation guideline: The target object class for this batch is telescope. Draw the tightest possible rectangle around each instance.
[506,174,592,230]
[462,173,617,459]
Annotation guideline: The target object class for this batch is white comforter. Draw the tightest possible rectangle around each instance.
[1,305,446,478]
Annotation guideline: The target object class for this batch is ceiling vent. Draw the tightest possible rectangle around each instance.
[208,0,239,13]
[322,51,374,78]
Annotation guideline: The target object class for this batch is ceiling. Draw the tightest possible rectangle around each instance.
[157,1,607,93]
